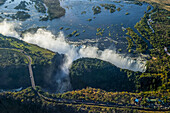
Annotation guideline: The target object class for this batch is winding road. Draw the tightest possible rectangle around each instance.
[0,48,36,89]
[0,48,169,111]
[37,91,170,112]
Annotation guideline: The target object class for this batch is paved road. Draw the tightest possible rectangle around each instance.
[0,48,36,89]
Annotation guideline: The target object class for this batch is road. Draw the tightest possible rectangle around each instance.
[1,48,169,111]
[37,92,170,112]
[0,48,36,89]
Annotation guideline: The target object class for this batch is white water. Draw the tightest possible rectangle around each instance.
[0,20,20,38]
[0,20,146,92]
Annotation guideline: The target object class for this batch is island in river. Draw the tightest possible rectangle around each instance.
[0,0,169,112]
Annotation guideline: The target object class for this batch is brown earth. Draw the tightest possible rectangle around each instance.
[139,0,170,11]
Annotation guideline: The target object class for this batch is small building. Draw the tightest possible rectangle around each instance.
[134,97,142,105]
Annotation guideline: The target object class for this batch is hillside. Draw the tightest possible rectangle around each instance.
[0,34,64,92]
[69,58,138,92]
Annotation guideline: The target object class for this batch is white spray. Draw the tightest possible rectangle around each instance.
[22,29,146,71]
[0,20,20,38]
[0,21,146,92]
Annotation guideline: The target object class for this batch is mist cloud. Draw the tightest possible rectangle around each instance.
[0,20,146,92]
[0,20,20,38]
[23,29,146,71]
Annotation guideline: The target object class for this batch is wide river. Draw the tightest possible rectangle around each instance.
[0,0,151,92]
[0,0,150,51]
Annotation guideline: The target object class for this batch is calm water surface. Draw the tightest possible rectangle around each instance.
[0,0,150,50]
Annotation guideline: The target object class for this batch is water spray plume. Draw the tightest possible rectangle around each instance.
[0,20,146,92]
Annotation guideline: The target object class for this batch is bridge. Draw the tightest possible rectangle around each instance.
[0,48,36,89]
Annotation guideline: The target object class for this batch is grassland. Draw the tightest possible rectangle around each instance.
[138,0,170,11]
[0,49,28,67]
[0,34,55,65]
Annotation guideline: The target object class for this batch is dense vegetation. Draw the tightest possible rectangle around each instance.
[30,0,65,20]
[0,34,64,92]
[0,87,79,113]
[0,0,169,112]
[42,0,65,20]
[0,87,169,112]
[133,6,170,91]
[92,6,101,15]
[68,5,170,93]
[0,49,27,67]
[123,3,170,92]
[126,28,148,53]
[100,4,116,13]
[55,87,170,109]
[69,58,138,92]
[10,11,31,21]
[126,36,134,52]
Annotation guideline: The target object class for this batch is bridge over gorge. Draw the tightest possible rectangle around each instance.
[25,53,36,89]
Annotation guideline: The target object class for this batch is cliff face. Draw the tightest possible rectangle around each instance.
[0,34,65,92]
[0,65,30,89]
[0,53,65,92]
[69,58,137,92]
[32,53,65,92]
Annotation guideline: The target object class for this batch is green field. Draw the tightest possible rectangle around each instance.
[0,34,55,65]
[138,0,170,11]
